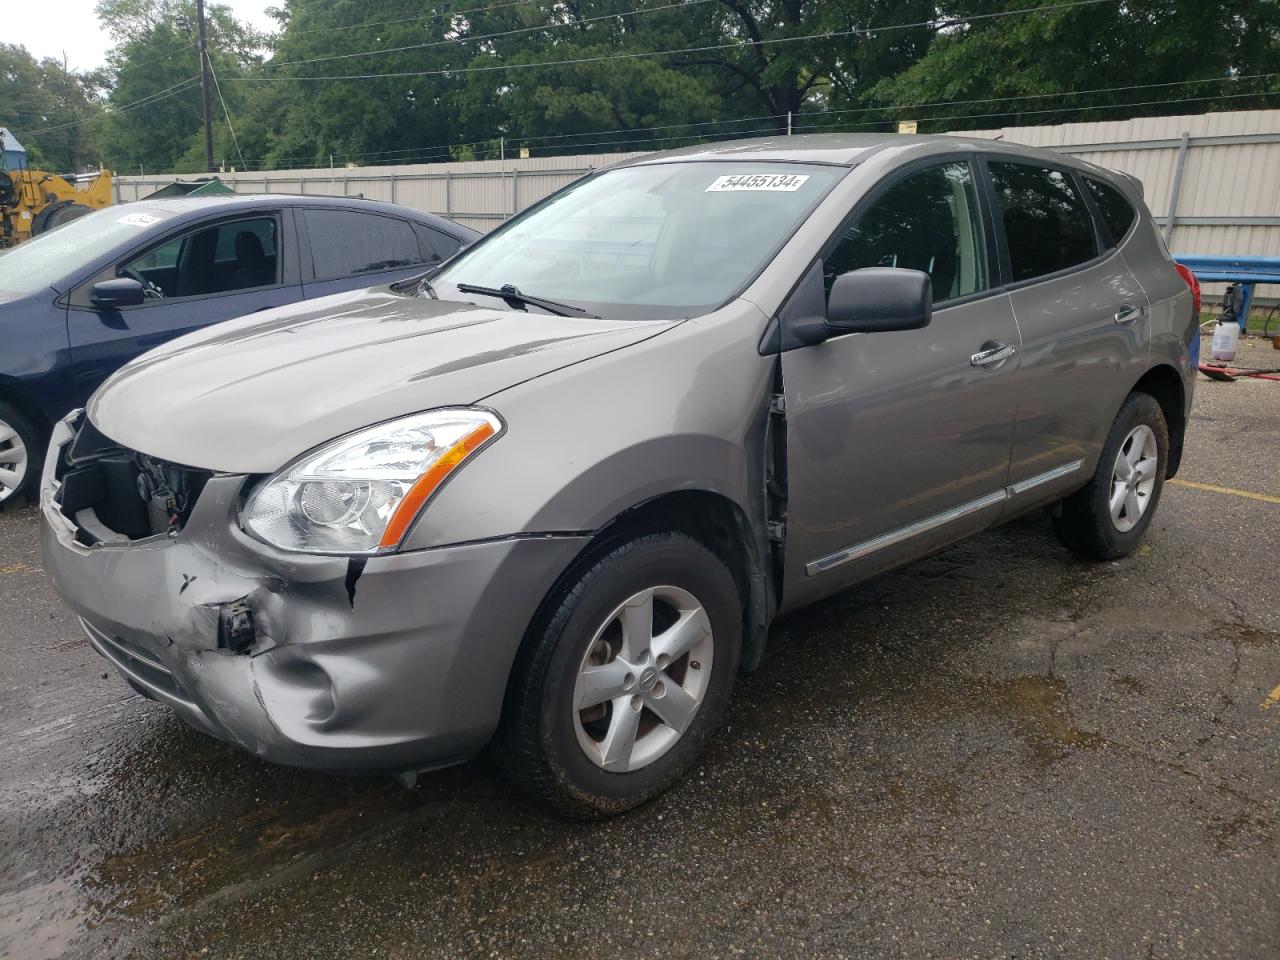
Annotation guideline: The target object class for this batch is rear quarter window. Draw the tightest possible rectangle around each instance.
[988,161,1098,283]
[1084,177,1138,245]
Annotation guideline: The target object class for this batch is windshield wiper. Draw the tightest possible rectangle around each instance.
[455,282,598,318]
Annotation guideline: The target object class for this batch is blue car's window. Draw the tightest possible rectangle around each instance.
[433,161,844,321]
[303,209,421,280]
[0,205,176,296]
[122,217,279,299]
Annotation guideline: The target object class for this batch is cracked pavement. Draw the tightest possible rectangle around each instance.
[2,335,1278,959]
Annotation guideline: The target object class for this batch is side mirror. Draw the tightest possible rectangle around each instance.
[91,277,145,308]
[827,267,932,333]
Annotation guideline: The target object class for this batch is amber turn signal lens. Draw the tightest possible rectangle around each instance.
[378,421,497,548]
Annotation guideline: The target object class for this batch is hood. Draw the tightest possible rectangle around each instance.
[88,288,677,472]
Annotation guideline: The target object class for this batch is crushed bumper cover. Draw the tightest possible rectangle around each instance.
[39,417,588,773]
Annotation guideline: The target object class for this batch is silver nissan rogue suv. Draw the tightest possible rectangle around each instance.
[40,134,1197,817]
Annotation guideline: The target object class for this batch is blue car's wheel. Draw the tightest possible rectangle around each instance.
[0,401,41,508]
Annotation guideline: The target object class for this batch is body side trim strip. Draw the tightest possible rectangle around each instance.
[805,460,1085,577]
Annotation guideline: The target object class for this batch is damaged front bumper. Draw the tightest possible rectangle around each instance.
[39,415,588,773]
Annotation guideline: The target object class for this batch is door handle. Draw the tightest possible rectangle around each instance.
[970,342,1017,368]
[1114,304,1143,324]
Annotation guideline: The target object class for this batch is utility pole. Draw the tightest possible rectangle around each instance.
[196,0,214,173]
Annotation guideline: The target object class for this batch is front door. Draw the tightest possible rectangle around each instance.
[780,158,1021,610]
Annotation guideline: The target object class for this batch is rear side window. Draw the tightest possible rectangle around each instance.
[825,160,988,304]
[304,210,422,280]
[421,226,462,260]
[988,162,1098,282]
[1084,177,1137,245]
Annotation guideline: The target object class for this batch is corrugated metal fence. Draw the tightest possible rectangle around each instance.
[114,108,1280,296]
[113,152,650,234]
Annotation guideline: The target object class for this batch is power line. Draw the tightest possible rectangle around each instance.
[205,52,246,171]
[282,0,549,38]
[14,76,201,136]
[265,0,713,68]
[228,0,1120,82]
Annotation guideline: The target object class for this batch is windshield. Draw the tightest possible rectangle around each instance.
[434,162,844,320]
[0,205,176,296]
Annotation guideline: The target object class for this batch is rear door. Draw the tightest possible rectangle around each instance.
[66,210,303,405]
[780,157,1021,610]
[985,160,1151,507]
[298,207,435,299]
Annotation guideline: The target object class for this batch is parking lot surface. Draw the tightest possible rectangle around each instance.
[2,337,1279,959]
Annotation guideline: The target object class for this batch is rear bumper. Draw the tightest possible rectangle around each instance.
[39,417,588,773]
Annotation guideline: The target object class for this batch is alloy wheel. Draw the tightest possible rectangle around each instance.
[572,585,715,773]
[0,417,28,504]
[1109,423,1158,532]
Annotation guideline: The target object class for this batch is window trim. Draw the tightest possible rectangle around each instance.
[979,155,1114,292]
[816,152,1000,312]
[298,206,427,283]
[1079,173,1139,251]
[71,211,288,310]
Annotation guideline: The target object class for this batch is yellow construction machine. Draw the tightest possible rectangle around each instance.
[0,167,113,247]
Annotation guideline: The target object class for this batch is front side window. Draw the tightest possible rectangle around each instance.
[989,162,1097,282]
[432,161,844,320]
[121,216,279,299]
[825,160,987,304]
[304,210,422,280]
[1084,177,1137,246]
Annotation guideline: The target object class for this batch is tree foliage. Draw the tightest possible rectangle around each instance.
[2,0,1277,174]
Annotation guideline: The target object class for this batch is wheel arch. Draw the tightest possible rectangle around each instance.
[1129,364,1187,477]
[0,378,51,438]
[503,487,773,732]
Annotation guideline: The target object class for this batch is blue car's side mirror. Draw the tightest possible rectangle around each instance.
[90,277,145,308]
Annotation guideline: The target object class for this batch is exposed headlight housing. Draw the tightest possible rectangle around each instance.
[244,408,502,554]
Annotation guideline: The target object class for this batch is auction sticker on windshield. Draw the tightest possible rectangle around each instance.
[706,174,810,192]
[117,212,162,227]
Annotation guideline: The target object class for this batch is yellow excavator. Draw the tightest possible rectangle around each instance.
[1,127,112,247]
[0,167,113,247]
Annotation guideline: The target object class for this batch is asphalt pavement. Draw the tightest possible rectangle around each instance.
[2,336,1278,959]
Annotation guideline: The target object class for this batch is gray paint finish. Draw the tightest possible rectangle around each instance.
[41,134,1196,776]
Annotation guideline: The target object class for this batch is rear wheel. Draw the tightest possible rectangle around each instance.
[495,531,742,818]
[1053,391,1169,560]
[0,400,42,508]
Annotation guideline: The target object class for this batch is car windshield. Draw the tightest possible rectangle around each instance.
[433,161,844,320]
[0,205,176,296]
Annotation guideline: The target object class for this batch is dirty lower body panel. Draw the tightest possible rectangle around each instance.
[38,415,588,773]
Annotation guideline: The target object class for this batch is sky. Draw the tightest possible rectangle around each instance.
[7,0,279,72]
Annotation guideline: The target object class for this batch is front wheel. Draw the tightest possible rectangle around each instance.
[1053,391,1169,560]
[494,532,742,818]
[0,400,43,508]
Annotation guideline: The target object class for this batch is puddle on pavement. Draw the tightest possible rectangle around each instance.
[1215,623,1280,648]
[968,674,1107,766]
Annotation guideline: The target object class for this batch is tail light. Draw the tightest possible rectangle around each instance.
[1174,263,1201,318]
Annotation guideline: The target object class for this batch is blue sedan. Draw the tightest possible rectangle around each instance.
[0,194,478,504]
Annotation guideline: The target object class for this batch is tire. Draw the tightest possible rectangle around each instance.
[0,400,44,509]
[494,531,742,818]
[1053,391,1169,561]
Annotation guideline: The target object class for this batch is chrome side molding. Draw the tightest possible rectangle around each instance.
[805,459,1085,576]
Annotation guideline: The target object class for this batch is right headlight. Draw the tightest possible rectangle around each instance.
[243,408,502,554]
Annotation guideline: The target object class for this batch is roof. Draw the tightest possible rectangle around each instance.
[618,132,1103,171]
[124,193,479,238]
[0,128,25,154]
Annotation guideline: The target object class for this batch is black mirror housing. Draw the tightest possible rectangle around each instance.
[826,267,932,333]
[91,277,145,308]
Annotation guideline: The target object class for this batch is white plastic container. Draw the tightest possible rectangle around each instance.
[1211,320,1240,362]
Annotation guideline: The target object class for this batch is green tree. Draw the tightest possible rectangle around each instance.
[1,44,106,172]
[93,0,264,173]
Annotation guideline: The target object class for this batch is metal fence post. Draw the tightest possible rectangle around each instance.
[390,169,397,204]
[511,168,519,218]
[1163,131,1191,245]
[445,171,452,217]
